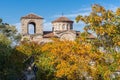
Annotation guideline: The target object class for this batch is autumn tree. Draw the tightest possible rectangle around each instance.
[76,4,120,53]
[0,18,21,80]
[75,4,120,79]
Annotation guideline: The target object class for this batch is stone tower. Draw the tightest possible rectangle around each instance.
[21,13,44,41]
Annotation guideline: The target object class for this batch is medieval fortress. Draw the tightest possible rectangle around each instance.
[21,13,94,43]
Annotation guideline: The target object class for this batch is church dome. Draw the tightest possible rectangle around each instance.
[52,16,73,23]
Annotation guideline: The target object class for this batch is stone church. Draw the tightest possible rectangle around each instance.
[20,13,95,43]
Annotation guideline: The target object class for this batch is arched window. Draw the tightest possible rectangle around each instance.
[62,24,66,30]
[67,24,69,30]
[70,24,73,29]
[28,22,36,34]
[52,27,54,31]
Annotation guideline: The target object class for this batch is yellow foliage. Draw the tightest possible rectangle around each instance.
[40,39,106,79]
[116,8,120,16]
[16,41,41,56]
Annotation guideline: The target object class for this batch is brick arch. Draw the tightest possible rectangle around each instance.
[59,32,76,41]
[21,14,44,36]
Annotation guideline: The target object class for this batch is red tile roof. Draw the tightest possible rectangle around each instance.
[52,16,73,23]
[43,31,55,38]
[21,13,43,19]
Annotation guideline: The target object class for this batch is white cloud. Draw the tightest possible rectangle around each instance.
[63,4,119,19]
[53,12,90,19]
[73,7,91,13]
[43,22,52,31]
[52,7,91,19]
[13,23,21,33]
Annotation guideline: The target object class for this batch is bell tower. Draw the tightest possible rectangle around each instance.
[21,13,44,41]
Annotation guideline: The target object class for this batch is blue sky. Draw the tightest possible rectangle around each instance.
[0,0,120,32]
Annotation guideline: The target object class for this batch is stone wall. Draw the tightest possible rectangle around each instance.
[21,18,43,35]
